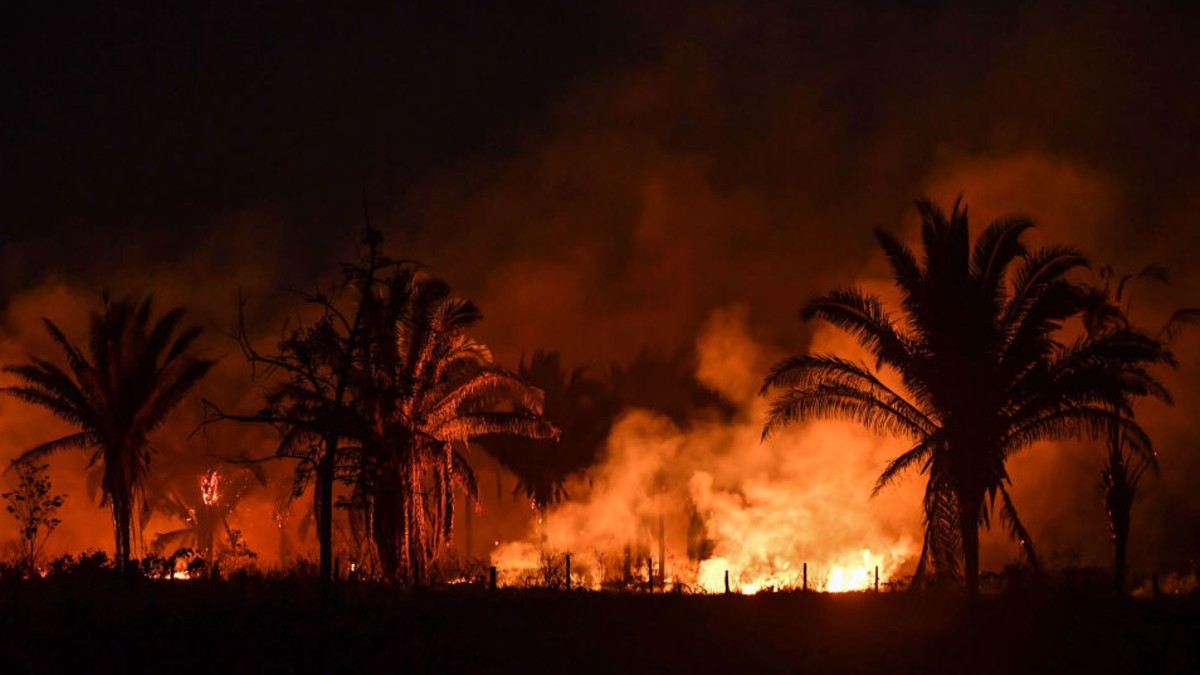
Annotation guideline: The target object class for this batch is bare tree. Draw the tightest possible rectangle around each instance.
[204,230,390,587]
[3,462,66,577]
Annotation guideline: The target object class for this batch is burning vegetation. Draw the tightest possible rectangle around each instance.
[0,204,1196,604]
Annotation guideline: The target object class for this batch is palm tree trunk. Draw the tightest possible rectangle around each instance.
[1113,523,1129,595]
[959,488,983,600]
[1104,403,1134,596]
[1105,455,1134,596]
[404,455,426,587]
[372,479,401,580]
[110,490,133,573]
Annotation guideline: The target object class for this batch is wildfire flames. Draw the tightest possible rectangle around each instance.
[200,469,221,507]
[490,308,920,592]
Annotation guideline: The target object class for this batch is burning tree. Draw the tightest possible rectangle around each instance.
[1080,265,1199,595]
[208,228,555,586]
[3,296,215,572]
[761,198,1172,597]
[151,466,263,568]
[204,230,388,586]
[2,462,66,577]
[354,266,558,585]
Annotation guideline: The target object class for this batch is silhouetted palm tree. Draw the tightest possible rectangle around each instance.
[4,296,215,571]
[1081,265,1199,594]
[761,198,1171,597]
[482,350,617,509]
[357,268,557,584]
[607,348,735,427]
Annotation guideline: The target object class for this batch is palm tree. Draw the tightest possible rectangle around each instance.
[1080,265,1199,594]
[356,268,558,585]
[761,198,1171,597]
[607,348,735,427]
[481,350,616,510]
[4,296,215,571]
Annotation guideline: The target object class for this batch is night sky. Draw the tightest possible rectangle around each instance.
[4,1,1200,571]
[2,2,640,290]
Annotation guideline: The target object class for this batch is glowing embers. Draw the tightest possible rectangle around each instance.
[200,468,221,507]
[171,558,192,580]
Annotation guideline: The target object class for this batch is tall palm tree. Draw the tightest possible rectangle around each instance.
[761,198,1171,597]
[482,350,616,510]
[4,296,215,571]
[356,268,558,584]
[1080,265,1199,594]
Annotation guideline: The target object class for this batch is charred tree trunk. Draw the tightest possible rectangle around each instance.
[371,454,403,581]
[317,437,337,586]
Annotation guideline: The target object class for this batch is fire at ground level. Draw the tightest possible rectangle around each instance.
[2,581,1196,674]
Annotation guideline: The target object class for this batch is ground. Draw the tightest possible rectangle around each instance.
[1,579,1197,673]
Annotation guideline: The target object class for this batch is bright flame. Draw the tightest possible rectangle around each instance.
[490,308,920,593]
[825,550,879,592]
[171,556,192,580]
[200,468,221,507]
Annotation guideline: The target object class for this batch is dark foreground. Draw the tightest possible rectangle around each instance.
[2,580,1198,674]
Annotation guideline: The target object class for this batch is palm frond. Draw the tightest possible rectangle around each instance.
[872,434,939,496]
[799,287,913,371]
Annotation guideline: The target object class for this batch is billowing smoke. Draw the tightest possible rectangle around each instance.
[491,307,922,590]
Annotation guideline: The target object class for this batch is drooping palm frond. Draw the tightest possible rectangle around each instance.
[996,482,1039,569]
[762,384,931,441]
[800,288,914,372]
[872,434,941,497]
[1161,308,1200,344]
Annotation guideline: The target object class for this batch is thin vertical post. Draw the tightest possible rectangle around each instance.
[658,508,666,590]
[489,566,497,591]
[647,557,654,592]
[803,562,808,591]
[565,553,572,590]
[874,566,879,592]
[724,570,730,594]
